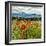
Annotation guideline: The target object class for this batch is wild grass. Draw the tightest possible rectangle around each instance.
[11,19,41,40]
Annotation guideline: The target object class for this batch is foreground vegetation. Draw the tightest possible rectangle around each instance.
[11,19,41,40]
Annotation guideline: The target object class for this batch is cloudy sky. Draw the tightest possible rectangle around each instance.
[11,5,44,15]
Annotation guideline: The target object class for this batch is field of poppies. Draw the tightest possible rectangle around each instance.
[11,19,41,40]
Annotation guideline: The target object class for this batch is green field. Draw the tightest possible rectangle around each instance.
[11,19,41,40]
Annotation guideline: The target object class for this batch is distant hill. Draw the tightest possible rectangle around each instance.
[12,12,41,18]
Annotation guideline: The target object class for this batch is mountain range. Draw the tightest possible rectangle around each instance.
[12,12,41,18]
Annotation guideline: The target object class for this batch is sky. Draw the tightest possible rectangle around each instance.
[11,5,44,18]
[12,5,44,14]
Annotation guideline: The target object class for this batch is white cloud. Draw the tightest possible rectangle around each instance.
[12,5,44,15]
